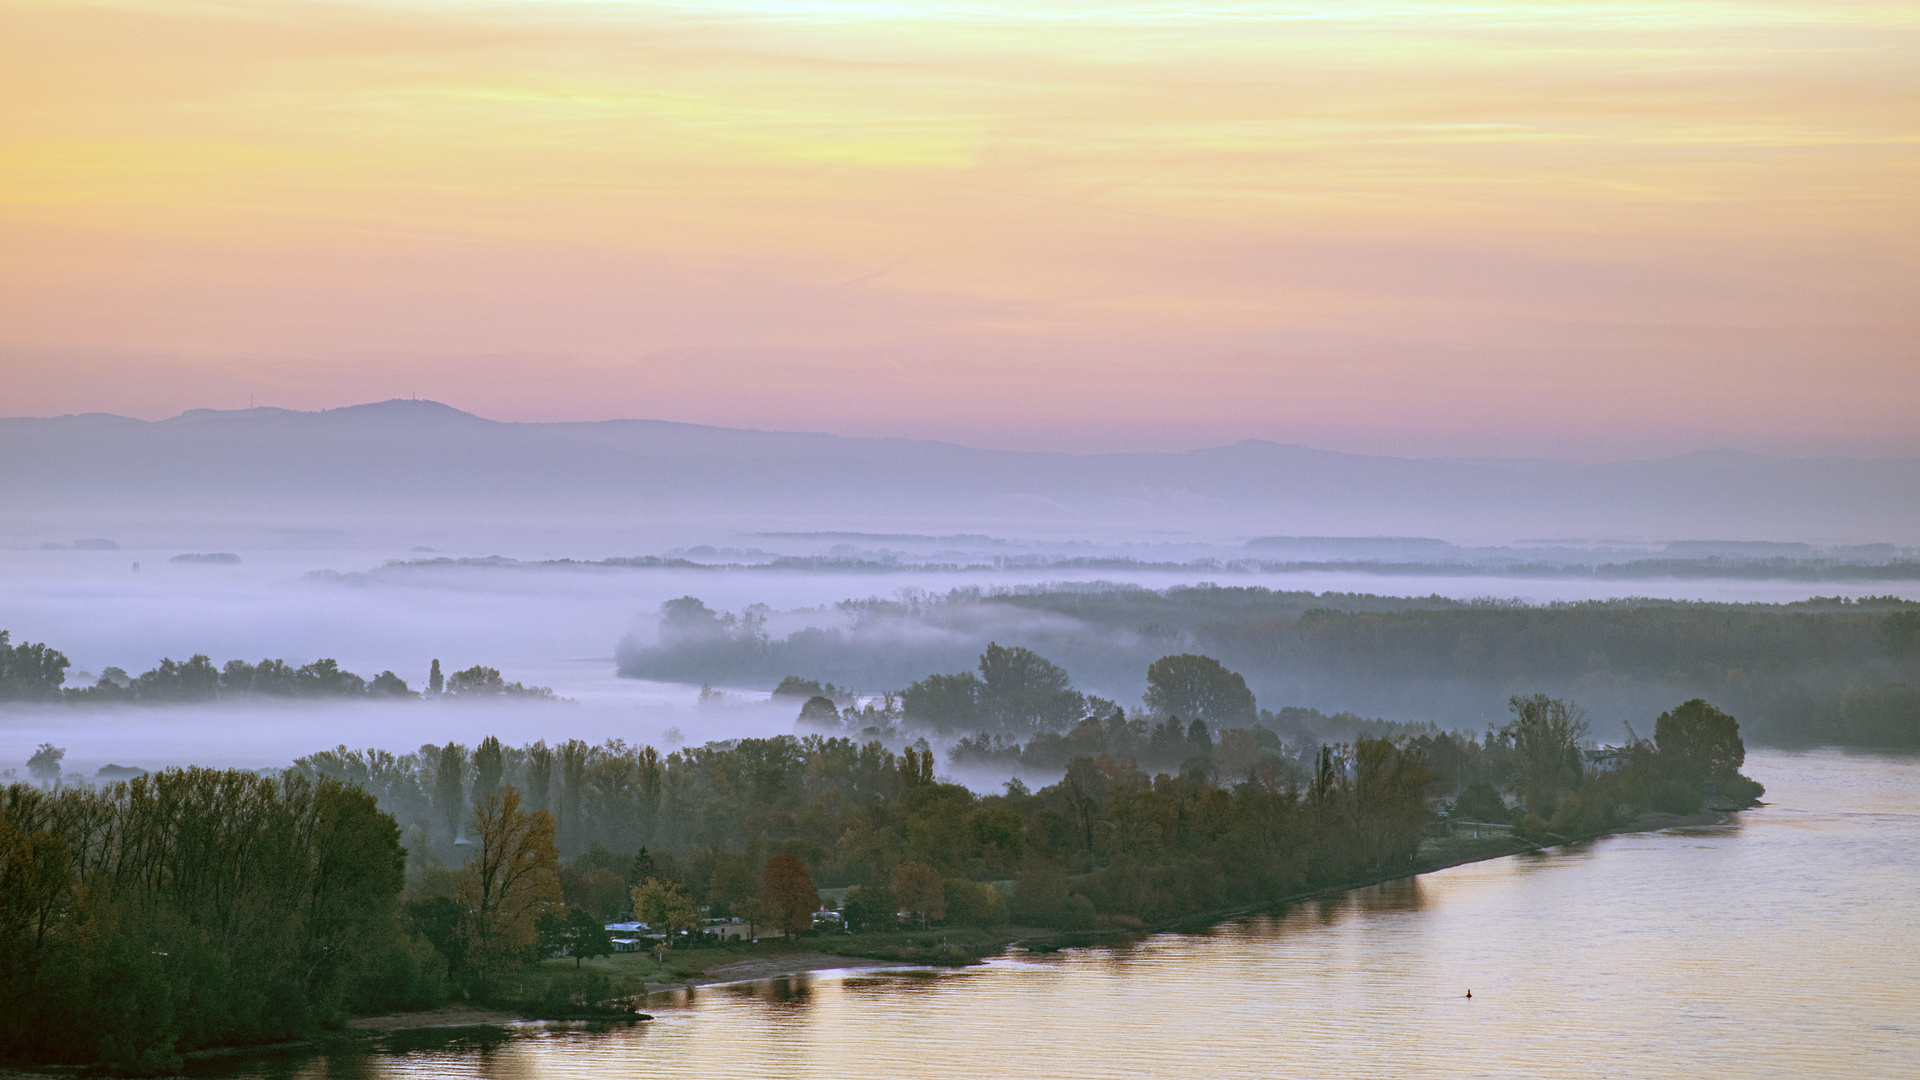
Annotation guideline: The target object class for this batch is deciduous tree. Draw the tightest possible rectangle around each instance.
[890,860,945,929]
[630,877,700,951]
[760,854,819,939]
[25,745,63,785]
[1654,699,1746,785]
[1144,654,1256,727]
[1500,694,1588,810]
[977,643,1083,734]
[456,787,561,987]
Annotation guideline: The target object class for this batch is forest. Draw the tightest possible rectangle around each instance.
[617,589,1920,745]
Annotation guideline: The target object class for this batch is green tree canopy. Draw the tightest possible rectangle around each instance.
[631,877,700,949]
[538,907,613,967]
[26,744,64,784]
[1654,698,1746,784]
[1499,694,1589,808]
[797,695,842,728]
[976,643,1083,735]
[0,632,69,701]
[1143,653,1256,727]
[901,671,982,728]
[447,666,505,695]
[772,675,827,698]
[472,736,505,805]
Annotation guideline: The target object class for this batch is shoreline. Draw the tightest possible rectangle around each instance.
[141,801,1755,1065]
[1121,802,1748,939]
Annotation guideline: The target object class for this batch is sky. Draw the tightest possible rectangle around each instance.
[0,0,1915,457]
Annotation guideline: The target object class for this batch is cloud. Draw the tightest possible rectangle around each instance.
[0,0,1914,455]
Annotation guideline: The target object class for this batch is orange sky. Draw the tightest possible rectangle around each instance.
[1,0,1915,456]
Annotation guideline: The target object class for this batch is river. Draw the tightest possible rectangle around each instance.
[199,748,1917,1080]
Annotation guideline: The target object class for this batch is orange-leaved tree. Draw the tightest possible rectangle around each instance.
[760,854,820,940]
[891,860,946,929]
[457,787,561,987]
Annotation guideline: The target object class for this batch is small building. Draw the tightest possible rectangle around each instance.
[709,919,773,942]
[1582,747,1630,773]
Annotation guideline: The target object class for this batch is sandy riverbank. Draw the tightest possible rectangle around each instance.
[641,952,907,994]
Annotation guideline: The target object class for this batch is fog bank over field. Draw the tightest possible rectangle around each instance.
[3,544,1917,777]
[4,398,1918,778]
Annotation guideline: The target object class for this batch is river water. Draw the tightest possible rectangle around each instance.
[204,748,1917,1080]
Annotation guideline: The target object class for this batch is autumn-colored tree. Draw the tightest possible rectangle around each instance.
[457,787,561,987]
[760,854,819,939]
[630,877,701,953]
[891,860,946,929]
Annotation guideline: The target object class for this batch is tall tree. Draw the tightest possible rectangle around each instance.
[472,736,505,806]
[891,860,946,929]
[1143,654,1257,727]
[457,788,561,987]
[1654,699,1746,785]
[630,878,700,952]
[901,671,982,729]
[760,854,820,939]
[1500,694,1588,809]
[976,643,1083,734]
[524,741,554,812]
[434,743,468,843]
[25,745,63,785]
[556,740,589,853]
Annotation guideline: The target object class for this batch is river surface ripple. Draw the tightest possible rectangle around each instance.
[206,748,1919,1080]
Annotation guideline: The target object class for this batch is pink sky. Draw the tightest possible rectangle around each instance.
[1,0,1915,457]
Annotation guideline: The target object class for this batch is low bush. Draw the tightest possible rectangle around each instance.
[1649,779,1705,815]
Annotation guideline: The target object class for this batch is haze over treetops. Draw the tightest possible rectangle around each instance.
[2,0,1915,457]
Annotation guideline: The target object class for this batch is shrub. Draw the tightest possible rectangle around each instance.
[1452,781,1511,823]
[941,878,1007,928]
[1649,779,1704,815]
[1059,894,1097,931]
[1513,812,1552,845]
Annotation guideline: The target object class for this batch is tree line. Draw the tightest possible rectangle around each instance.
[0,632,555,705]
[2,678,1760,1071]
[0,769,430,1073]
[300,727,1439,937]
[615,590,1920,745]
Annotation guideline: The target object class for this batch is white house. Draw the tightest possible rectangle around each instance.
[709,919,772,942]
[1582,747,1630,773]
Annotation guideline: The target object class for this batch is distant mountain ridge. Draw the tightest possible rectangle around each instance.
[3,400,1915,543]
